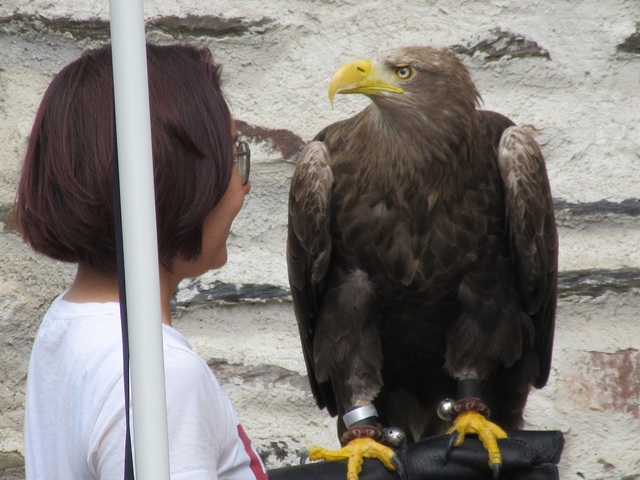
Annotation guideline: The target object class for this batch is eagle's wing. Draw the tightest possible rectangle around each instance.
[497,126,558,388]
[287,140,337,413]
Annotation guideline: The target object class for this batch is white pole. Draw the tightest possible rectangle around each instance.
[108,1,171,479]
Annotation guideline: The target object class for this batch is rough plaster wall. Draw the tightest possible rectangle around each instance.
[0,0,639,479]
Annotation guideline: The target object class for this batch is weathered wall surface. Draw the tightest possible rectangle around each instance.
[1,1,639,479]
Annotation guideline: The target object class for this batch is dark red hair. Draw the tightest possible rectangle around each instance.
[15,43,233,271]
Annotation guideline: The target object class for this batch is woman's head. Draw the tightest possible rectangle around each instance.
[16,44,234,272]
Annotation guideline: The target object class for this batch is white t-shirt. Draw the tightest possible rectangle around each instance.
[25,295,267,480]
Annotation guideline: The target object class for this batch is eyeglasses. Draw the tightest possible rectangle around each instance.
[234,140,251,186]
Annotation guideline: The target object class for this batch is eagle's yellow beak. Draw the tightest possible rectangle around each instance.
[328,59,405,107]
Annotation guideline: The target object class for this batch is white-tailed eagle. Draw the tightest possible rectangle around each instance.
[287,46,558,480]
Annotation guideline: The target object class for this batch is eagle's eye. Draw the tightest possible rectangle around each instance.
[394,65,414,80]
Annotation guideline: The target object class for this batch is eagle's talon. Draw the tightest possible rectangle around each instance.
[492,462,501,480]
[307,437,397,480]
[446,410,507,473]
[299,450,309,465]
[391,454,407,480]
[445,429,459,462]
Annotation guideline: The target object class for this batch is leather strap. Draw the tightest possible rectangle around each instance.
[113,108,135,480]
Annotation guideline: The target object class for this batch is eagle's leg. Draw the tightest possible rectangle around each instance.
[307,404,404,480]
[305,270,404,479]
[443,379,507,479]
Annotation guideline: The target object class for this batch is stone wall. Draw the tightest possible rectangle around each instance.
[1,1,639,479]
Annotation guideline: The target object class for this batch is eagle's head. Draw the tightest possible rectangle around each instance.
[329,46,480,121]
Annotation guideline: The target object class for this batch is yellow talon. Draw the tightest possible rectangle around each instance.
[308,437,397,480]
[446,410,508,468]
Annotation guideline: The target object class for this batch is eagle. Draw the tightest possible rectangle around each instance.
[287,46,558,480]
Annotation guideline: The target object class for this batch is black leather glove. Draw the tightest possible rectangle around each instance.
[267,430,564,480]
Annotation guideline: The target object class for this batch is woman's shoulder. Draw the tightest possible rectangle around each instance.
[161,326,239,441]
[161,325,224,393]
[35,297,123,369]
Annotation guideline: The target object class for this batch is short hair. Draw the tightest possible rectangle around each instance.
[15,43,234,272]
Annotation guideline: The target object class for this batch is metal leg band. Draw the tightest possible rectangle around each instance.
[343,404,378,428]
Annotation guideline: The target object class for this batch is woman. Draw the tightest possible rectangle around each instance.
[16,43,265,480]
